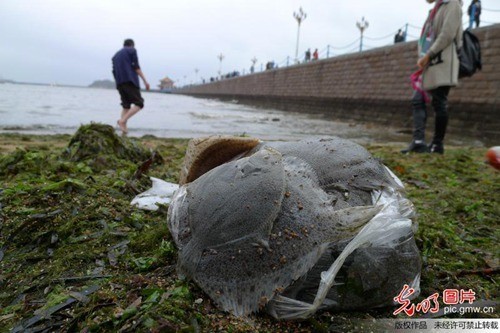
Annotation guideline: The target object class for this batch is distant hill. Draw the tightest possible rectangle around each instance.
[89,79,115,89]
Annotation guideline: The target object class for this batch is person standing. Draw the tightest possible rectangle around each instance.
[468,0,481,29]
[112,39,150,134]
[394,29,405,43]
[305,49,311,62]
[313,48,319,60]
[402,0,463,154]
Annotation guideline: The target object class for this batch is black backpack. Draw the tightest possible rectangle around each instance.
[458,29,482,78]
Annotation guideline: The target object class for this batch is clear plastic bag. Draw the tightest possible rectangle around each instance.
[166,137,422,319]
[267,167,421,319]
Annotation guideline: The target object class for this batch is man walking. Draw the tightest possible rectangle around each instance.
[112,39,150,134]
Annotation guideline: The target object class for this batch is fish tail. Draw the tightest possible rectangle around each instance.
[332,205,382,235]
[177,240,202,279]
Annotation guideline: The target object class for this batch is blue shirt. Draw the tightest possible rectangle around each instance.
[112,47,141,88]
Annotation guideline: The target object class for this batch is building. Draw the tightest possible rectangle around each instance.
[158,76,174,92]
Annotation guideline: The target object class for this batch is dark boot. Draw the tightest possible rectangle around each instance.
[429,115,447,154]
[429,85,450,154]
[429,142,444,154]
[401,140,430,154]
[402,91,429,154]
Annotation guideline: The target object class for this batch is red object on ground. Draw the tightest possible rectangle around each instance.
[486,146,500,170]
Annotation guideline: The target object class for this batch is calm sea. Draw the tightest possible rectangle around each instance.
[0,83,475,145]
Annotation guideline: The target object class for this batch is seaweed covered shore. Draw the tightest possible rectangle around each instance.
[0,124,498,332]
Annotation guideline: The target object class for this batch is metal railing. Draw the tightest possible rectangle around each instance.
[180,8,499,86]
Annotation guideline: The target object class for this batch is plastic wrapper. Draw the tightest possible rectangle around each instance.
[130,177,179,211]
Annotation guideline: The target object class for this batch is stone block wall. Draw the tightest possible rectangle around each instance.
[176,24,500,144]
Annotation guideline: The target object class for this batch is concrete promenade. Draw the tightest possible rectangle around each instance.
[176,24,500,145]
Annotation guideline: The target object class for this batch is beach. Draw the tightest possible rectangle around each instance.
[0,85,497,331]
[0,125,498,331]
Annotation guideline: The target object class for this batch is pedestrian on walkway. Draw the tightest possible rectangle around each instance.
[305,49,311,62]
[313,48,319,60]
[468,0,481,29]
[394,29,406,43]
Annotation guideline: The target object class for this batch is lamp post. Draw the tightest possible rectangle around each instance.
[356,17,369,52]
[217,53,224,77]
[251,57,257,73]
[194,68,199,83]
[293,7,307,63]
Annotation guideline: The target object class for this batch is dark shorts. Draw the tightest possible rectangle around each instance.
[117,82,144,109]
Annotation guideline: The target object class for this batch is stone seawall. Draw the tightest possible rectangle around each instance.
[176,24,500,144]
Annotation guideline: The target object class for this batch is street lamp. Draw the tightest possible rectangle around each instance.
[217,53,224,76]
[194,68,199,83]
[293,7,307,63]
[251,57,257,73]
[356,17,369,52]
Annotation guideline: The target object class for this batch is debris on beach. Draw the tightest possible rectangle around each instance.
[1,127,497,331]
[64,123,159,171]
[486,146,500,170]
[0,124,177,331]
[131,177,179,211]
[167,136,422,319]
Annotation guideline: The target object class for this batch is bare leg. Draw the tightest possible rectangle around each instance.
[121,108,129,119]
[117,119,128,133]
[118,105,142,133]
[117,108,130,133]
[122,105,142,123]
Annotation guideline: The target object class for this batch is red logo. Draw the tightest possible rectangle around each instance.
[393,286,476,316]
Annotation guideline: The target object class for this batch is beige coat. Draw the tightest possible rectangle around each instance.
[422,0,463,90]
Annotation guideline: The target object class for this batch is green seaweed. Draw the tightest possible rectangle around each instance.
[0,128,498,332]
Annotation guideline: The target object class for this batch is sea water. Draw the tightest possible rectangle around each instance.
[0,83,455,144]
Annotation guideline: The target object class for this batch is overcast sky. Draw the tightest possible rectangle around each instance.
[1,0,498,87]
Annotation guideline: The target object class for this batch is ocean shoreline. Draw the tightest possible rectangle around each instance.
[0,121,422,146]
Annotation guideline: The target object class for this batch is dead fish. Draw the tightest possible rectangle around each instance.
[257,137,403,208]
[168,139,387,316]
[179,135,260,185]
